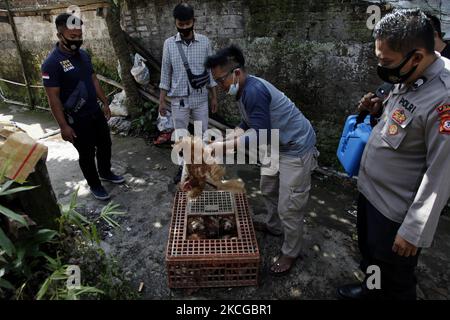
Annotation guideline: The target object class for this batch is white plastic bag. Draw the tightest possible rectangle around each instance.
[130,53,150,85]
[157,111,174,132]
[109,91,128,117]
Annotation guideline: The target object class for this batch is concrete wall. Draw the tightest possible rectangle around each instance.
[365,0,450,39]
[1,0,449,166]
[122,0,381,165]
[0,5,115,84]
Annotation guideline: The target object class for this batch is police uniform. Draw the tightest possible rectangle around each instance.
[357,53,450,299]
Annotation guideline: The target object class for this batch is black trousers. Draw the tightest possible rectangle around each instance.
[70,109,112,188]
[357,194,420,300]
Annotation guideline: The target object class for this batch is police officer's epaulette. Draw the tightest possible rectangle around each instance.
[439,70,450,91]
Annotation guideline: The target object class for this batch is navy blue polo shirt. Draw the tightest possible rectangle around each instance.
[41,43,100,117]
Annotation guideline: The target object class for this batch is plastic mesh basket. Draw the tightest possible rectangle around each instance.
[166,191,260,288]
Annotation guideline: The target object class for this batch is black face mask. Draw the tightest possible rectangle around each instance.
[177,25,194,38]
[60,34,83,52]
[377,49,418,84]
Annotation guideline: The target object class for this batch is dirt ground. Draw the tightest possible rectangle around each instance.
[1,104,449,300]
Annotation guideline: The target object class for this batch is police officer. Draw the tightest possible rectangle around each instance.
[338,9,450,300]
[359,13,450,118]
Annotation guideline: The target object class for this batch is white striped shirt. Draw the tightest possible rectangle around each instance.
[159,32,217,106]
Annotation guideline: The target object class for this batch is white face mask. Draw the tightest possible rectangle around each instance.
[227,72,239,96]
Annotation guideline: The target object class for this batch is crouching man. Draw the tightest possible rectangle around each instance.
[205,45,319,276]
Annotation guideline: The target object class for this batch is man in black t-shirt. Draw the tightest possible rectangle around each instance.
[42,13,124,200]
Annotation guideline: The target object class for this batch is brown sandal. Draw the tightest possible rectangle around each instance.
[269,255,297,276]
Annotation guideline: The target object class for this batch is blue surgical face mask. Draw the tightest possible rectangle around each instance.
[227,72,239,96]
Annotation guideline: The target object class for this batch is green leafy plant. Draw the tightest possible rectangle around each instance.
[36,255,104,300]
[0,178,57,294]
[58,188,124,245]
[0,176,134,300]
[131,101,158,135]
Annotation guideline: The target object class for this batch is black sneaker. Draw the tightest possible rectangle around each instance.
[99,172,125,184]
[173,166,183,184]
[90,185,111,201]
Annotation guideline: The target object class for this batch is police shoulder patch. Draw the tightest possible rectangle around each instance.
[436,104,450,115]
[438,104,450,134]
[440,117,450,134]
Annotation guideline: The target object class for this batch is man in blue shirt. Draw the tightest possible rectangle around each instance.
[42,13,124,200]
[205,46,319,276]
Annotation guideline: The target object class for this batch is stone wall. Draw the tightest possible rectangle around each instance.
[122,0,382,165]
[1,0,449,166]
[0,2,115,85]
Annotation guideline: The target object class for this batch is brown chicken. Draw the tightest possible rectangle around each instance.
[173,136,245,199]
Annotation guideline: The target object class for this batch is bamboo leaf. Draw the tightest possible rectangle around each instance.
[0,227,15,257]
[71,286,104,298]
[0,204,27,226]
[0,180,14,194]
[69,188,79,210]
[70,209,90,225]
[31,229,58,244]
[91,224,99,245]
[0,277,14,290]
[36,277,51,300]
[0,185,38,196]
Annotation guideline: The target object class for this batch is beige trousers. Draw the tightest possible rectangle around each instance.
[260,148,318,257]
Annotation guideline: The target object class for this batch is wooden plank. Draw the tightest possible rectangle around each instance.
[4,0,35,109]
[0,77,43,88]
[0,77,26,87]
[96,74,123,90]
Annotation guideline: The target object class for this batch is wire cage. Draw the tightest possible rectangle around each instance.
[166,191,260,289]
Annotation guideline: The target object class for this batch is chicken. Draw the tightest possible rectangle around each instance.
[220,216,235,234]
[187,216,205,236]
[187,215,238,240]
[173,136,245,199]
[204,216,220,238]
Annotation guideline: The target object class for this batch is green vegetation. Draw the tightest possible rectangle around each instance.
[0,177,137,300]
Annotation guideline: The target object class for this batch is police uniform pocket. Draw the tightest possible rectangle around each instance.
[381,107,413,150]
